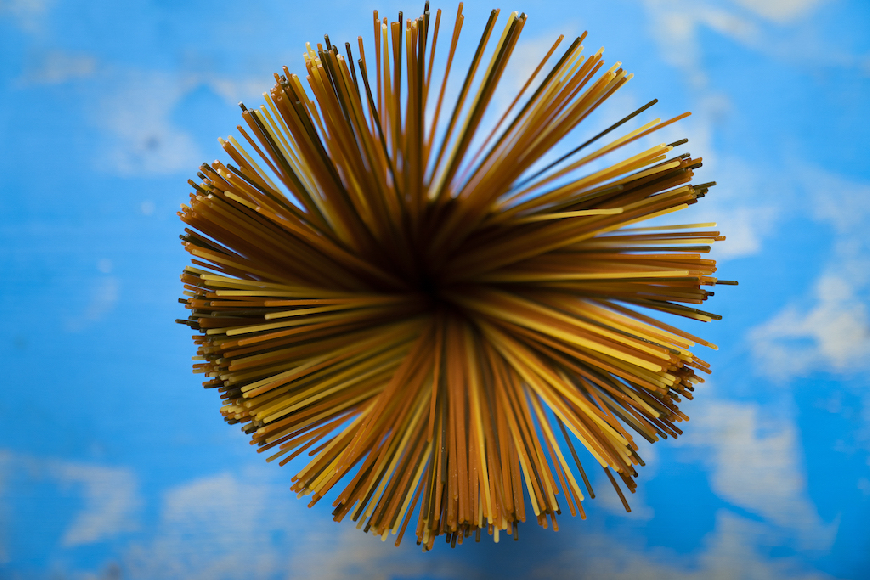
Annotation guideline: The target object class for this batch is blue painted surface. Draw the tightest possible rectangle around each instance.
[1,1,869,578]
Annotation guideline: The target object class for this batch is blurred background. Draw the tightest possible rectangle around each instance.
[1,0,869,578]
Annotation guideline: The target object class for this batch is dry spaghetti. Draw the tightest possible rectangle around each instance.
[178,3,733,549]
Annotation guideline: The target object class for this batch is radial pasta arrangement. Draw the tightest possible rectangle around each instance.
[178,3,733,549]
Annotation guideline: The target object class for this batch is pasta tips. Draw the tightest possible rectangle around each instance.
[177,3,733,549]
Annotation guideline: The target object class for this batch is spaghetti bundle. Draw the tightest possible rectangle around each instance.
[178,3,732,549]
